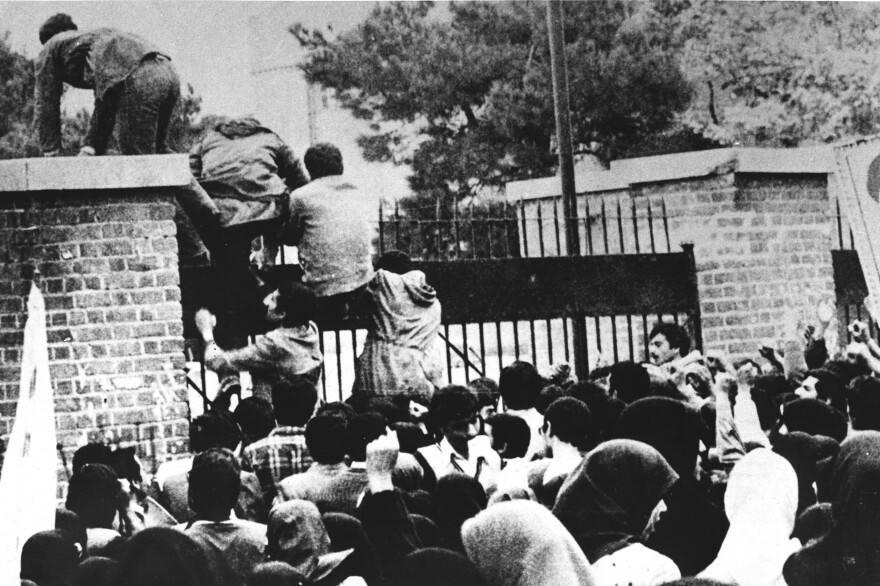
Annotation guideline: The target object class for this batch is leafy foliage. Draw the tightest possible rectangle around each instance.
[294,0,697,205]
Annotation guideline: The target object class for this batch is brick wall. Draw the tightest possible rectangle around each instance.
[510,147,839,362]
[0,156,193,487]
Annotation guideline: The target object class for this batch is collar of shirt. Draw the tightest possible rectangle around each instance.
[349,461,367,471]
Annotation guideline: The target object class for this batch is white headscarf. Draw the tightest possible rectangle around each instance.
[462,500,597,586]
[699,449,801,586]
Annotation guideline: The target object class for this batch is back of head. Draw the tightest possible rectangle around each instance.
[376,250,413,275]
[117,528,213,586]
[276,281,318,328]
[272,381,318,427]
[73,556,119,586]
[428,385,478,435]
[535,384,568,415]
[609,361,651,404]
[65,463,119,529]
[809,368,846,415]
[235,396,276,442]
[55,507,87,560]
[848,375,880,431]
[499,361,544,411]
[188,448,241,520]
[305,415,347,464]
[782,398,848,442]
[315,401,356,424]
[485,413,530,459]
[399,547,486,586]
[72,442,112,475]
[344,412,388,462]
[21,530,79,586]
[750,387,780,432]
[544,396,593,452]
[249,561,308,586]
[39,13,77,44]
[304,143,343,179]
[189,409,241,453]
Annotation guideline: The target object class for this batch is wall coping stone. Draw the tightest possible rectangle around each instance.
[0,154,191,193]
[507,146,836,201]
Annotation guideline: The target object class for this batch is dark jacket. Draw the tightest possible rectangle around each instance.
[191,119,309,228]
[35,28,163,153]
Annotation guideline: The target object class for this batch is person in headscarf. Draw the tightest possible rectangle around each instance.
[397,548,486,586]
[353,251,443,400]
[20,530,80,586]
[781,397,848,442]
[771,431,840,515]
[699,449,800,586]
[462,500,597,586]
[266,501,355,586]
[783,432,880,585]
[431,472,489,552]
[552,439,680,586]
[614,398,728,576]
[115,527,231,586]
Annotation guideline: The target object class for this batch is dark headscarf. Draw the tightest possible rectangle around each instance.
[20,530,79,586]
[772,431,840,514]
[432,473,488,553]
[267,501,352,581]
[397,548,486,586]
[614,397,705,480]
[321,512,383,586]
[552,439,679,562]
[781,398,847,442]
[784,432,880,586]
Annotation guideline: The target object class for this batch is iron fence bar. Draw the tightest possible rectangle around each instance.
[647,199,656,253]
[580,315,590,373]
[350,329,358,386]
[642,314,650,361]
[318,330,327,402]
[529,319,538,365]
[503,200,512,258]
[845,305,852,342]
[394,200,402,251]
[632,199,640,254]
[200,350,208,412]
[662,198,671,252]
[437,330,485,379]
[478,322,487,372]
[520,198,529,258]
[444,324,453,382]
[594,315,602,356]
[513,321,521,359]
[554,199,562,255]
[836,199,844,250]
[617,198,625,254]
[461,323,471,383]
[546,319,554,365]
[626,314,634,361]
[585,198,594,255]
[495,320,504,372]
[186,375,213,412]
[601,199,609,254]
[333,330,343,393]
[562,317,570,362]
[611,315,620,363]
[537,202,546,257]
[378,201,385,254]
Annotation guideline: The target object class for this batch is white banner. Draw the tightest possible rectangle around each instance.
[834,137,880,321]
[0,283,58,583]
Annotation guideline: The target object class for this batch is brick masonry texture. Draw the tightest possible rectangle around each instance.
[0,189,190,489]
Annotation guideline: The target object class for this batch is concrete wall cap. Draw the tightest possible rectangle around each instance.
[507,146,836,201]
[0,154,191,192]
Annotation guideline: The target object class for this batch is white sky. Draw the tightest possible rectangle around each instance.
[0,1,413,199]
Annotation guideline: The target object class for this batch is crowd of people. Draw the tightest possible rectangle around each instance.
[20,295,880,586]
[23,11,880,586]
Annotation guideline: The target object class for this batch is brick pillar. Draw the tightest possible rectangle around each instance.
[0,156,193,484]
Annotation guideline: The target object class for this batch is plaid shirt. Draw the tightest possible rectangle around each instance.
[242,426,312,494]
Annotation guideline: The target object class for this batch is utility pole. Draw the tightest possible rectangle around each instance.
[547,0,588,379]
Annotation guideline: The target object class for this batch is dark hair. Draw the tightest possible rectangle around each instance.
[376,250,413,274]
[21,530,79,586]
[535,384,568,415]
[117,528,214,586]
[569,380,624,441]
[39,13,77,44]
[808,368,846,416]
[315,401,357,424]
[249,561,308,586]
[272,381,318,427]
[468,377,500,408]
[55,507,88,558]
[848,375,880,431]
[109,446,142,484]
[234,396,276,441]
[649,322,691,356]
[72,443,112,475]
[65,463,119,528]
[498,361,544,410]
[609,361,651,404]
[305,415,347,464]
[188,448,241,520]
[276,281,318,328]
[304,143,343,178]
[485,413,530,458]
[344,412,388,462]
[428,385,478,433]
[189,409,240,453]
[754,374,792,400]
[544,397,593,451]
